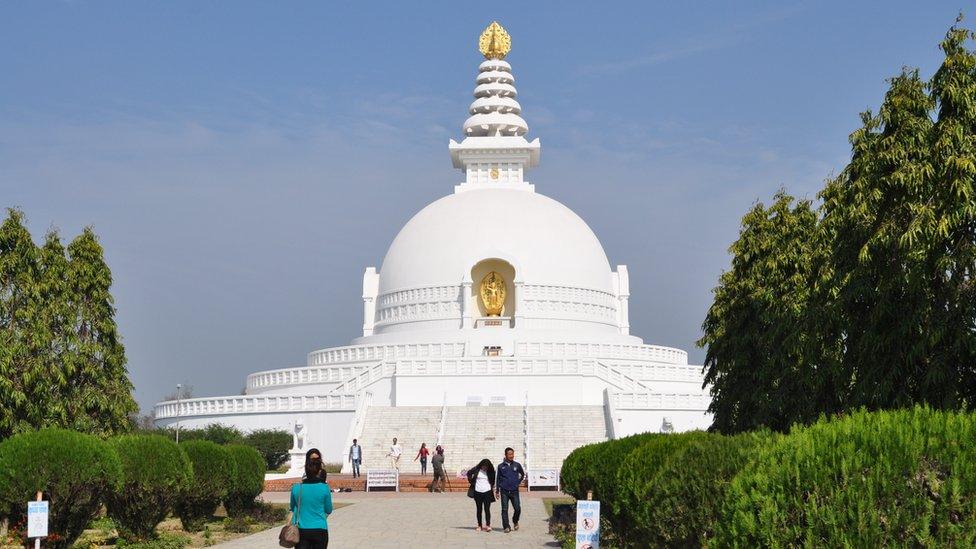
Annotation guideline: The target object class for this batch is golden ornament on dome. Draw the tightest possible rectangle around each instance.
[479,271,506,316]
[479,21,511,60]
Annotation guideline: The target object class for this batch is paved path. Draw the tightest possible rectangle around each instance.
[214,491,560,548]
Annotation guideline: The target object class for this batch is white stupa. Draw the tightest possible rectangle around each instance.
[154,22,711,475]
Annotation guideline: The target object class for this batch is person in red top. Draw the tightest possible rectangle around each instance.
[414,442,430,475]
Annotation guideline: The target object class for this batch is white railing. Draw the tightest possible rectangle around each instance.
[154,393,356,420]
[341,391,373,475]
[246,365,361,391]
[522,391,531,470]
[307,342,467,367]
[603,388,618,439]
[435,393,448,448]
[326,361,394,395]
[515,341,688,365]
[608,391,711,411]
[600,362,704,383]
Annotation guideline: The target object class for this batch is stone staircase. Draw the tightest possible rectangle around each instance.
[439,406,526,476]
[527,406,608,469]
[357,406,442,472]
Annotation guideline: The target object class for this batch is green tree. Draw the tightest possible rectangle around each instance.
[0,210,135,438]
[0,209,42,437]
[699,192,831,433]
[62,228,137,434]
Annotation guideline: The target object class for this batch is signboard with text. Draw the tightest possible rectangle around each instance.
[366,468,399,492]
[527,468,560,490]
[27,501,48,538]
[575,500,600,549]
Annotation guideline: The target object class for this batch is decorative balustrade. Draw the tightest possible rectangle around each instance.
[306,342,467,367]
[609,391,711,410]
[600,362,703,383]
[515,341,688,365]
[154,393,356,420]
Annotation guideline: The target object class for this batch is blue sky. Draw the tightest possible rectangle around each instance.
[0,2,967,412]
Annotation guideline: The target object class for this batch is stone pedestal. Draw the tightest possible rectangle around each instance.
[286,448,306,477]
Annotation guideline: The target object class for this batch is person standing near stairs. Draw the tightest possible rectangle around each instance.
[387,437,403,470]
[348,439,362,478]
[495,447,526,533]
[414,442,430,475]
[431,445,447,492]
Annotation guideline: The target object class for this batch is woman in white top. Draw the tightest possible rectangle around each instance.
[466,458,496,531]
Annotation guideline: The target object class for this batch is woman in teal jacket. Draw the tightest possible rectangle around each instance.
[290,448,334,548]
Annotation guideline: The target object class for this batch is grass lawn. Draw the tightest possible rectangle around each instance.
[543,496,575,516]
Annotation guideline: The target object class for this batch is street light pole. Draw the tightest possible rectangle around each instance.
[175,383,183,444]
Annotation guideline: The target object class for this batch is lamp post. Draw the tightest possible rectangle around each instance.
[175,383,183,443]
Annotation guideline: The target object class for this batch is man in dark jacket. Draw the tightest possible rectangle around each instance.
[495,447,526,533]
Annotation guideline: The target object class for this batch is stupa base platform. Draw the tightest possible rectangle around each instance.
[264,474,530,493]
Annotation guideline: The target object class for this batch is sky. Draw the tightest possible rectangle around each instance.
[0,1,968,413]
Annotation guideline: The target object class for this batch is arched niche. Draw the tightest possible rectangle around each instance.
[470,258,516,318]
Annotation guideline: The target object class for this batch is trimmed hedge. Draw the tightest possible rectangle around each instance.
[175,440,235,531]
[560,442,601,500]
[244,429,291,471]
[643,431,771,546]
[715,407,976,547]
[613,431,710,544]
[0,428,122,549]
[223,444,266,517]
[105,434,193,541]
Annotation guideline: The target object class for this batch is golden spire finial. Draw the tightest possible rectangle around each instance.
[479,21,511,60]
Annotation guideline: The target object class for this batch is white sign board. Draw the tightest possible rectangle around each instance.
[27,501,48,538]
[575,500,600,549]
[366,468,399,492]
[527,468,559,490]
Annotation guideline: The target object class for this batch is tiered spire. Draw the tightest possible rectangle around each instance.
[462,22,528,137]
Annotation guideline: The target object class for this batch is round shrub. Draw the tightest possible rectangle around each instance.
[715,407,976,547]
[223,444,266,517]
[0,428,121,549]
[175,440,235,531]
[642,431,771,546]
[560,442,601,500]
[243,429,292,471]
[105,434,192,541]
[587,433,661,514]
[613,431,710,545]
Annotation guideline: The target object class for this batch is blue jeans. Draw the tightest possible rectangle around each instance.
[500,489,521,529]
[351,458,361,477]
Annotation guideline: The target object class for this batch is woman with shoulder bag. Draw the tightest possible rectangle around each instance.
[282,448,334,548]
[466,458,496,532]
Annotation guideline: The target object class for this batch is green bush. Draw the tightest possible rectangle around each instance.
[243,429,291,470]
[175,440,235,531]
[560,443,601,500]
[715,407,976,547]
[223,444,266,517]
[0,428,122,549]
[613,431,710,545]
[163,423,244,446]
[642,431,771,547]
[105,434,192,541]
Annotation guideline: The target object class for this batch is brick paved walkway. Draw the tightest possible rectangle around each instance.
[214,491,560,548]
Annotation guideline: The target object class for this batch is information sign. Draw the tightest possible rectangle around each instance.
[527,468,560,490]
[575,500,600,549]
[366,468,399,492]
[27,500,48,538]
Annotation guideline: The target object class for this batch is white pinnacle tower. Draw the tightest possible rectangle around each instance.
[449,21,541,193]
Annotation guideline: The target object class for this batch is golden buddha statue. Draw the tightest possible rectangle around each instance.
[479,271,506,316]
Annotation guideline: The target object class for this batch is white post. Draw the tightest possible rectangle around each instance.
[175,383,182,443]
[514,279,525,328]
[461,279,473,328]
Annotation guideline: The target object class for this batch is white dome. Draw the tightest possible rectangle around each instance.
[379,189,612,294]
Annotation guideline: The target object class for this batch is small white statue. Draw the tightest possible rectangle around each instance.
[292,418,306,450]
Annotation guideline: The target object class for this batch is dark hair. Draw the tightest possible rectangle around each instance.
[504,447,514,454]
[305,456,323,480]
[477,458,493,471]
[421,442,427,449]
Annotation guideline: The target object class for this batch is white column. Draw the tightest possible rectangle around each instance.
[462,279,473,328]
[616,265,630,336]
[514,279,525,328]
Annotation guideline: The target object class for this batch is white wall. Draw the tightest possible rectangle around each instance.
[156,410,355,463]
[393,374,607,406]
[612,408,713,437]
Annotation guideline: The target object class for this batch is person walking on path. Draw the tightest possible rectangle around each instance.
[466,458,496,532]
[495,447,526,533]
[431,445,447,492]
[414,442,430,475]
[289,449,334,549]
[388,437,403,470]
[348,439,363,478]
